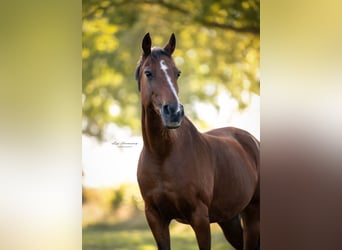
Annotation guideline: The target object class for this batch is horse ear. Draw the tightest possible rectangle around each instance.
[142,33,151,56]
[164,33,176,55]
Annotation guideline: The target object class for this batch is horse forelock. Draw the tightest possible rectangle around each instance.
[151,47,172,58]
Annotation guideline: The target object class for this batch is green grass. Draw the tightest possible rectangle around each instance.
[82,185,234,250]
[83,212,233,250]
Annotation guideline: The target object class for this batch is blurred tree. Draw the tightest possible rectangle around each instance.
[111,187,124,209]
[82,0,259,140]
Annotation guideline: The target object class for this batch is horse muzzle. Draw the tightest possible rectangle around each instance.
[160,103,184,129]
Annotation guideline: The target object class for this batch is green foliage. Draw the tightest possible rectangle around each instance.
[111,186,124,209]
[83,0,259,139]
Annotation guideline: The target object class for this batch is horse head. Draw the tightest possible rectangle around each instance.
[135,33,184,129]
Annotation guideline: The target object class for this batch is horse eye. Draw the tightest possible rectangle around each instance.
[144,70,152,78]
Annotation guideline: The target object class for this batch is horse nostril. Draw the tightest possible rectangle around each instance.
[162,105,170,115]
[162,104,178,115]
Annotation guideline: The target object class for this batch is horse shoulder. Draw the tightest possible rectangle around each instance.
[137,149,162,193]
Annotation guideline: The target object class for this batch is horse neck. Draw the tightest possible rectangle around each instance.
[141,105,194,159]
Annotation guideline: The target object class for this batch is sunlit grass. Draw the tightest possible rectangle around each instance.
[83,184,234,250]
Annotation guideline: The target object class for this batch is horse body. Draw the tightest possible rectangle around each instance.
[136,33,259,250]
[138,116,258,220]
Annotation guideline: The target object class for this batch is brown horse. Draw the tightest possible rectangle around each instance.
[135,33,260,250]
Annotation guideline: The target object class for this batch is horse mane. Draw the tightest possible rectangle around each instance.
[135,47,172,91]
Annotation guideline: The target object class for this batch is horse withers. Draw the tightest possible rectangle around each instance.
[135,33,260,250]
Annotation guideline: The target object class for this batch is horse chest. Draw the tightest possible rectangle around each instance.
[148,181,195,221]
[142,168,190,200]
[138,162,202,221]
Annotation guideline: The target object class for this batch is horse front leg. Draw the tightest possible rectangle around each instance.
[190,202,211,250]
[145,204,171,250]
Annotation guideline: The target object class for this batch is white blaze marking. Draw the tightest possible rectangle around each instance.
[159,60,180,106]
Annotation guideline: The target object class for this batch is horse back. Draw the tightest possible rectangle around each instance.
[205,127,259,173]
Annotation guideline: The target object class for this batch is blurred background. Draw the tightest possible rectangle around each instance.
[3,1,342,250]
[82,0,259,249]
